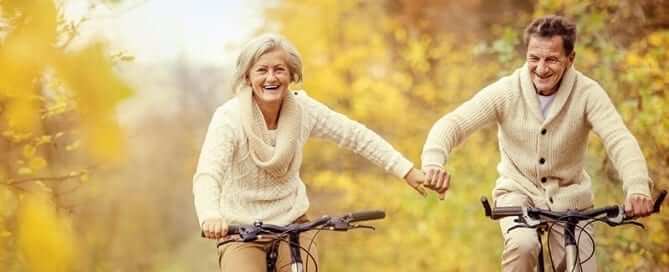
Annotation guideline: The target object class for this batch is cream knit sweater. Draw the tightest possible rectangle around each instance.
[193,90,413,226]
[422,64,652,211]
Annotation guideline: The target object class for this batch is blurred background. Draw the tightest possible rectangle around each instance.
[0,0,667,271]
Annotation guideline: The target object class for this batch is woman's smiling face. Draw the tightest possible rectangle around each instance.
[247,49,292,107]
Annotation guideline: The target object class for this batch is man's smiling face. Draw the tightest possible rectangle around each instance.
[526,35,575,95]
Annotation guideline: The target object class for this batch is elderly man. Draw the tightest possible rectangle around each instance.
[421,15,653,271]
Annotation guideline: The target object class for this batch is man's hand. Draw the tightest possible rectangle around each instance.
[624,194,653,218]
[202,218,228,240]
[423,166,450,200]
[404,168,427,197]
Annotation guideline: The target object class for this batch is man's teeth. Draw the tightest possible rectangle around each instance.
[264,85,279,90]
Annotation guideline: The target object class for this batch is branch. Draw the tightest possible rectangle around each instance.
[58,18,85,50]
[8,171,87,185]
[0,182,28,192]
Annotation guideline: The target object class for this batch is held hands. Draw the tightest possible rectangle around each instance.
[624,193,653,218]
[404,168,427,197]
[403,167,450,200]
[201,218,228,240]
[422,166,450,200]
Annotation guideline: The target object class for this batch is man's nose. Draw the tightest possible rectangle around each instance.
[536,60,549,74]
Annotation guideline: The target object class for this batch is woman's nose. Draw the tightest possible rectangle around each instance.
[266,71,278,81]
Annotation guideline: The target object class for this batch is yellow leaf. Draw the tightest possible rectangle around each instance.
[29,157,47,171]
[65,140,80,151]
[18,167,32,175]
[23,144,37,158]
[80,172,89,183]
[648,32,663,47]
[18,193,77,272]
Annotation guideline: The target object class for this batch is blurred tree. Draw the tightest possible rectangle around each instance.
[0,0,133,271]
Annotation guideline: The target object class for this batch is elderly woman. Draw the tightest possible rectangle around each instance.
[193,34,426,271]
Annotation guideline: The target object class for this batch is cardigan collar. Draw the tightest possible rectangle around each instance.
[519,63,577,125]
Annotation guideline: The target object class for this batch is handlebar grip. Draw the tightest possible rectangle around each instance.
[227,225,241,235]
[490,207,523,220]
[481,196,493,217]
[200,224,242,238]
[348,210,386,223]
[653,190,667,214]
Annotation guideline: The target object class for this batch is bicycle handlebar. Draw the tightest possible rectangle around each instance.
[481,190,667,224]
[344,210,386,223]
[201,210,386,239]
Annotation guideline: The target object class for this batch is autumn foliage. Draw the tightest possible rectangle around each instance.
[0,1,132,271]
[1,0,667,271]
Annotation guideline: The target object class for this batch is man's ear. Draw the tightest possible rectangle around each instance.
[568,51,576,63]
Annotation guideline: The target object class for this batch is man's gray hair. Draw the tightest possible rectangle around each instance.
[523,15,577,55]
[232,33,303,93]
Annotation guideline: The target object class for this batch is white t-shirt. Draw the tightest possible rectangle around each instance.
[538,93,557,119]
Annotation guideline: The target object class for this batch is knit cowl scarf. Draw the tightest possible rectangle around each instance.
[238,87,302,178]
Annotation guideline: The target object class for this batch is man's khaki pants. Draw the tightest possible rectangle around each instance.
[217,217,319,272]
[496,190,597,272]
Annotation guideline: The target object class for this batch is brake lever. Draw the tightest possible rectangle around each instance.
[605,219,646,229]
[324,218,350,231]
[239,228,260,242]
[507,223,542,233]
[621,221,646,229]
[350,224,375,230]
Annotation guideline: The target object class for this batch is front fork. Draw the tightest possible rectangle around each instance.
[289,232,304,272]
[564,220,580,272]
[267,233,305,272]
[535,220,581,272]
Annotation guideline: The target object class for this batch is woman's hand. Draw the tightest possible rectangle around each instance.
[423,166,450,200]
[202,218,228,240]
[404,168,427,197]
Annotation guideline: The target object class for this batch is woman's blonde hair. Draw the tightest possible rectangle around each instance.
[232,33,303,93]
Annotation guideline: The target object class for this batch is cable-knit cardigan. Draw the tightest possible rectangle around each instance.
[193,90,413,226]
[422,64,652,211]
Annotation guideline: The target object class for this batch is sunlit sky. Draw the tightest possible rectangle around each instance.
[66,0,266,65]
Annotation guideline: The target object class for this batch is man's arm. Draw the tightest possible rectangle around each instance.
[585,86,653,217]
[421,84,506,192]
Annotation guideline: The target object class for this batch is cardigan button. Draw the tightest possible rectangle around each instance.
[549,197,554,204]
[541,128,547,135]
[539,158,546,164]
[541,177,547,183]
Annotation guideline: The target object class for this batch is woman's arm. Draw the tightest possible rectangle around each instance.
[193,108,235,228]
[301,92,413,179]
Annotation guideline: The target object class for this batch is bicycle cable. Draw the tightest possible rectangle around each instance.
[274,234,320,272]
[543,215,596,272]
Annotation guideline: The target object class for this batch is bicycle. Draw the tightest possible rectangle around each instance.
[201,210,386,272]
[480,190,667,272]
